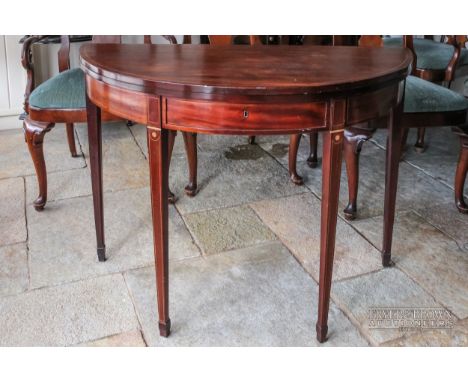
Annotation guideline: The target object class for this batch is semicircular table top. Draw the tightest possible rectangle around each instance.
[80,44,412,97]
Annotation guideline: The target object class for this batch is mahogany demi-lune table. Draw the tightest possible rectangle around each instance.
[80,43,412,343]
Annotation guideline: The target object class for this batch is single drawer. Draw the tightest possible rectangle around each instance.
[163,98,327,134]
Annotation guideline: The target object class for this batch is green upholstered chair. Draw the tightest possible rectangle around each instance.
[341,76,468,219]
[383,35,468,151]
[22,35,191,212]
[288,36,468,218]
[21,35,127,211]
[383,37,468,73]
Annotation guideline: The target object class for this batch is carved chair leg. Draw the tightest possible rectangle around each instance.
[23,118,54,211]
[65,123,78,157]
[248,136,256,144]
[414,127,426,153]
[307,131,319,168]
[454,132,468,213]
[288,134,304,185]
[342,124,376,220]
[182,132,198,196]
[167,130,177,204]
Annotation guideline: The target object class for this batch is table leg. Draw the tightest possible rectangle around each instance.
[316,128,344,343]
[382,107,403,267]
[147,126,171,337]
[86,94,106,262]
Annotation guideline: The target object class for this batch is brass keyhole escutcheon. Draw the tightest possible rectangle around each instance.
[243,110,249,119]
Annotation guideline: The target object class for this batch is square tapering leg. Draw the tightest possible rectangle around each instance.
[382,102,404,267]
[147,126,171,337]
[86,94,106,262]
[316,128,344,343]
[316,99,345,343]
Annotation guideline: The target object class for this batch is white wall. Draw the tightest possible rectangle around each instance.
[0,35,26,130]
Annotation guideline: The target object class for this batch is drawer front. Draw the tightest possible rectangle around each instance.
[164,98,327,134]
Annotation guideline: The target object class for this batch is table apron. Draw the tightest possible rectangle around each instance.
[86,75,403,133]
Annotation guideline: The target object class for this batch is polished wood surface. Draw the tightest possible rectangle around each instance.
[81,44,411,98]
[81,43,410,343]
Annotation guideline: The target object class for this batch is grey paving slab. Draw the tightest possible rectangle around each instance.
[0,177,26,246]
[196,134,256,153]
[76,122,149,192]
[77,330,146,347]
[414,201,468,250]
[251,193,382,281]
[353,211,468,319]
[169,138,306,215]
[382,318,468,346]
[332,268,442,345]
[125,242,368,346]
[258,133,454,220]
[372,127,460,190]
[257,134,322,169]
[0,273,138,346]
[27,187,200,289]
[373,126,459,159]
[0,126,86,180]
[0,243,28,297]
[183,205,276,255]
[25,167,92,204]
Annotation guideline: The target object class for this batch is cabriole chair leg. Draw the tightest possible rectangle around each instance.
[182,132,198,196]
[24,118,54,211]
[342,123,377,220]
[288,134,304,185]
[307,131,319,168]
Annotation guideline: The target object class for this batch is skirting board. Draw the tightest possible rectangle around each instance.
[0,114,22,131]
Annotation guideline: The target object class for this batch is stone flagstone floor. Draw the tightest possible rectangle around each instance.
[0,122,467,346]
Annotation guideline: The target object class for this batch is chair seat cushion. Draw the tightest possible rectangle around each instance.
[384,37,468,70]
[29,68,85,110]
[404,75,468,113]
